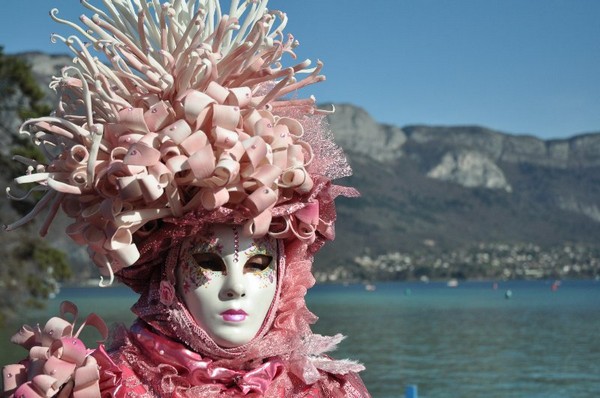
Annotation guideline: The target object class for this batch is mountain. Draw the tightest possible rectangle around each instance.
[3,53,600,282]
[317,104,600,279]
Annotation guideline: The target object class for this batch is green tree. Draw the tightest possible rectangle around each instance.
[0,47,71,326]
[0,239,72,323]
[0,46,49,182]
[0,46,51,121]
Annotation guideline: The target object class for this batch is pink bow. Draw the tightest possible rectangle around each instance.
[131,323,284,395]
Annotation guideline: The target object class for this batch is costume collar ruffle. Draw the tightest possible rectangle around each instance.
[127,322,285,395]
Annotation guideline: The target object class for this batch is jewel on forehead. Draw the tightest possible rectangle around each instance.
[233,226,240,263]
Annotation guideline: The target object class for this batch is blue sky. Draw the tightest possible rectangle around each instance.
[2,0,600,139]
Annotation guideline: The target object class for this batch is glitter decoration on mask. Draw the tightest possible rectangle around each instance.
[233,225,240,263]
[180,232,224,292]
[242,237,276,288]
[182,253,214,293]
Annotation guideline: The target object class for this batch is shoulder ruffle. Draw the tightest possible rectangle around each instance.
[2,302,108,398]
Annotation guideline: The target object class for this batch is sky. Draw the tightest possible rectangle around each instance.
[1,0,600,139]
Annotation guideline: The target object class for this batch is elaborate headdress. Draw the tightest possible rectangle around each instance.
[5,0,357,285]
[3,1,370,396]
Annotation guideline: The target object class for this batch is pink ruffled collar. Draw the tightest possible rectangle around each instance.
[128,323,284,395]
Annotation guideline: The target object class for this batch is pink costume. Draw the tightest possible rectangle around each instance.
[2,1,370,396]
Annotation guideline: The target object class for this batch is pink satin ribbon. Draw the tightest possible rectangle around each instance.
[130,323,284,395]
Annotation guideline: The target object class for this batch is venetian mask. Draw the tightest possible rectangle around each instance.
[176,224,278,348]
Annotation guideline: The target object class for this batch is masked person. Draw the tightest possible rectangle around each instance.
[2,1,370,396]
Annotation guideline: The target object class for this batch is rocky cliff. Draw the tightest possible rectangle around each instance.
[320,104,600,272]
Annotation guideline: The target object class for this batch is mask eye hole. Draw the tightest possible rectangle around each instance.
[244,254,273,273]
[193,253,226,273]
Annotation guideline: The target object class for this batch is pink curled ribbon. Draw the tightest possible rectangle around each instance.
[7,84,318,278]
[2,301,108,398]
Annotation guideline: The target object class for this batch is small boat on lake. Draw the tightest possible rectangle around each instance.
[364,283,376,292]
[446,279,459,288]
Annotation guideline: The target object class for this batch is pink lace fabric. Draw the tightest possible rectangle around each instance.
[103,323,369,397]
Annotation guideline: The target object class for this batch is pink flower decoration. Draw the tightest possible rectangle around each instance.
[159,281,176,306]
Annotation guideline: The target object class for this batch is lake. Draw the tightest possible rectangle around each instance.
[2,280,599,397]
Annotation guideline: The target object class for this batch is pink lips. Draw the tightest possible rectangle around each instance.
[220,309,248,322]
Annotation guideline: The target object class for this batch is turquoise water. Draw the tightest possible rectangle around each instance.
[2,280,600,397]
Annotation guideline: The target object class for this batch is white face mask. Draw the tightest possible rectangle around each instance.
[176,225,278,348]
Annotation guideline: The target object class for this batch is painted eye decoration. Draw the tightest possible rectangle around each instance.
[244,255,273,273]
[193,253,226,273]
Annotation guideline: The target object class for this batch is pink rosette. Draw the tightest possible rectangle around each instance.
[159,281,176,307]
[2,301,108,398]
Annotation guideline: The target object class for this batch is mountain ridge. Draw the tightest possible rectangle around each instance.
[328,103,600,169]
